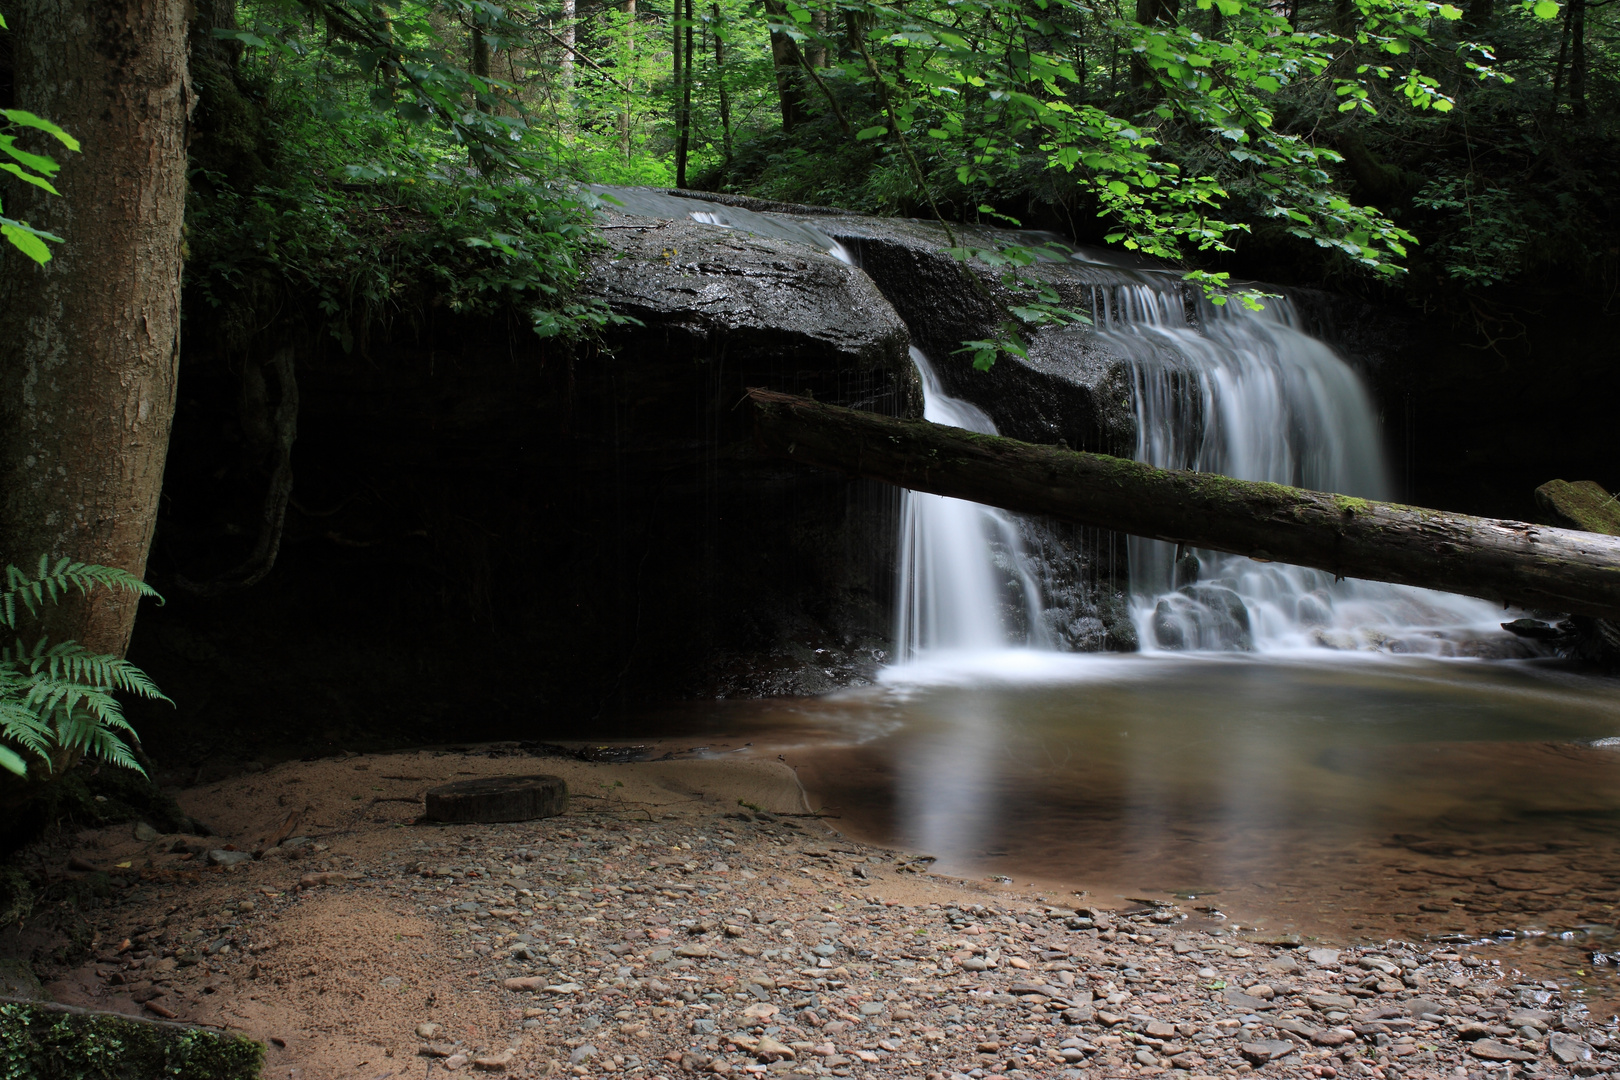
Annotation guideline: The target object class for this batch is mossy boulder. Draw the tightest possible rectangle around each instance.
[1536,479,1620,536]
[0,999,262,1079]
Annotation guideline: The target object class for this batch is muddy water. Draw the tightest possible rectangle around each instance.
[622,654,1620,1015]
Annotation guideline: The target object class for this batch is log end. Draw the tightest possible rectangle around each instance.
[423,774,569,824]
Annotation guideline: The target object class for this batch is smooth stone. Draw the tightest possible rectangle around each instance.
[424,774,568,824]
[1549,1032,1592,1064]
[1306,949,1341,968]
[1306,993,1358,1011]
[1239,1040,1295,1064]
[1222,989,1273,1012]
[208,849,253,867]
[134,822,159,842]
[1468,1040,1538,1062]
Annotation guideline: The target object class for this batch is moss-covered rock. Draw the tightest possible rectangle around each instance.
[1536,479,1620,536]
[0,1000,262,1079]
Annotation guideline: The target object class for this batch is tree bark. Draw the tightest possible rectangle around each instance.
[712,3,733,160]
[762,0,809,129]
[675,0,694,187]
[0,0,190,657]
[746,389,1620,621]
[561,0,577,97]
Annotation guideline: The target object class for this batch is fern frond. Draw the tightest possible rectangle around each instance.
[0,699,56,769]
[0,557,163,778]
[0,557,164,630]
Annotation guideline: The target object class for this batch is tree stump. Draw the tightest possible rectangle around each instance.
[423,775,569,824]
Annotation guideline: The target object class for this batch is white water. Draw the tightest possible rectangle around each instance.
[584,184,1512,657]
[894,348,1049,658]
[1092,285,1509,654]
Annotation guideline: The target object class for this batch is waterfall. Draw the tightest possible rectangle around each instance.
[1094,285,1506,653]
[586,185,1511,658]
[894,348,1049,657]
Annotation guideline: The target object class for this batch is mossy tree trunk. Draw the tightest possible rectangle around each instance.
[0,0,191,656]
[747,389,1620,621]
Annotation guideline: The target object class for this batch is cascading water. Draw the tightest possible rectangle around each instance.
[585,185,1513,657]
[893,348,1050,657]
[1093,285,1508,653]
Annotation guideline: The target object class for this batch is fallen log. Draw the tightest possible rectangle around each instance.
[746,388,1620,621]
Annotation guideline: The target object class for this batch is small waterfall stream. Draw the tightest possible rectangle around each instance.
[894,348,1049,657]
[1094,285,1506,654]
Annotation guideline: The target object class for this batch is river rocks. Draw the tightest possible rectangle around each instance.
[39,749,1620,1080]
[1469,1038,1539,1062]
[1239,1038,1297,1063]
[1551,1031,1595,1064]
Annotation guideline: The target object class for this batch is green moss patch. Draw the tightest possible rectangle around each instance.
[0,1000,262,1080]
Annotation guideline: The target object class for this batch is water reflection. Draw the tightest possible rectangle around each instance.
[623,653,1620,1009]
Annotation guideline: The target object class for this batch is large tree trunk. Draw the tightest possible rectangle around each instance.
[747,389,1620,621]
[0,0,190,656]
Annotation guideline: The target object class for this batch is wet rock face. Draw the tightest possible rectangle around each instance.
[803,215,1138,456]
[585,217,917,395]
[1152,584,1254,651]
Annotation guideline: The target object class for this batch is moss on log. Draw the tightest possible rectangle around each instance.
[746,388,1620,621]
[0,997,263,1079]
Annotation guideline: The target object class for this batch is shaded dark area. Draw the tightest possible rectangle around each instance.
[1287,287,1620,522]
[127,273,914,783]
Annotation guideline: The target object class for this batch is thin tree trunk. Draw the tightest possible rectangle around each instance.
[676,0,694,186]
[622,0,637,161]
[1552,0,1571,105]
[1569,0,1587,118]
[762,0,809,129]
[472,26,492,112]
[0,0,191,657]
[712,2,733,160]
[746,389,1620,621]
[671,0,683,170]
[809,8,828,68]
[561,0,577,97]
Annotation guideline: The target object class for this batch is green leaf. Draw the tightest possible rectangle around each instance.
[0,136,61,176]
[1531,0,1559,16]
[0,109,79,152]
[0,163,60,195]
[0,746,24,778]
[1438,3,1464,17]
[1,223,52,264]
[855,126,889,141]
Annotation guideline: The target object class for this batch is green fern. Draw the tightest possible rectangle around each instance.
[0,558,165,780]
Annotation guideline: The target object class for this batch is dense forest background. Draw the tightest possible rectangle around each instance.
[1,0,1617,787]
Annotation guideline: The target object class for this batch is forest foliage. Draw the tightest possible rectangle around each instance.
[176,0,1612,356]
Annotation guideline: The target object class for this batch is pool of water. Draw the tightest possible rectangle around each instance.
[621,652,1620,1015]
